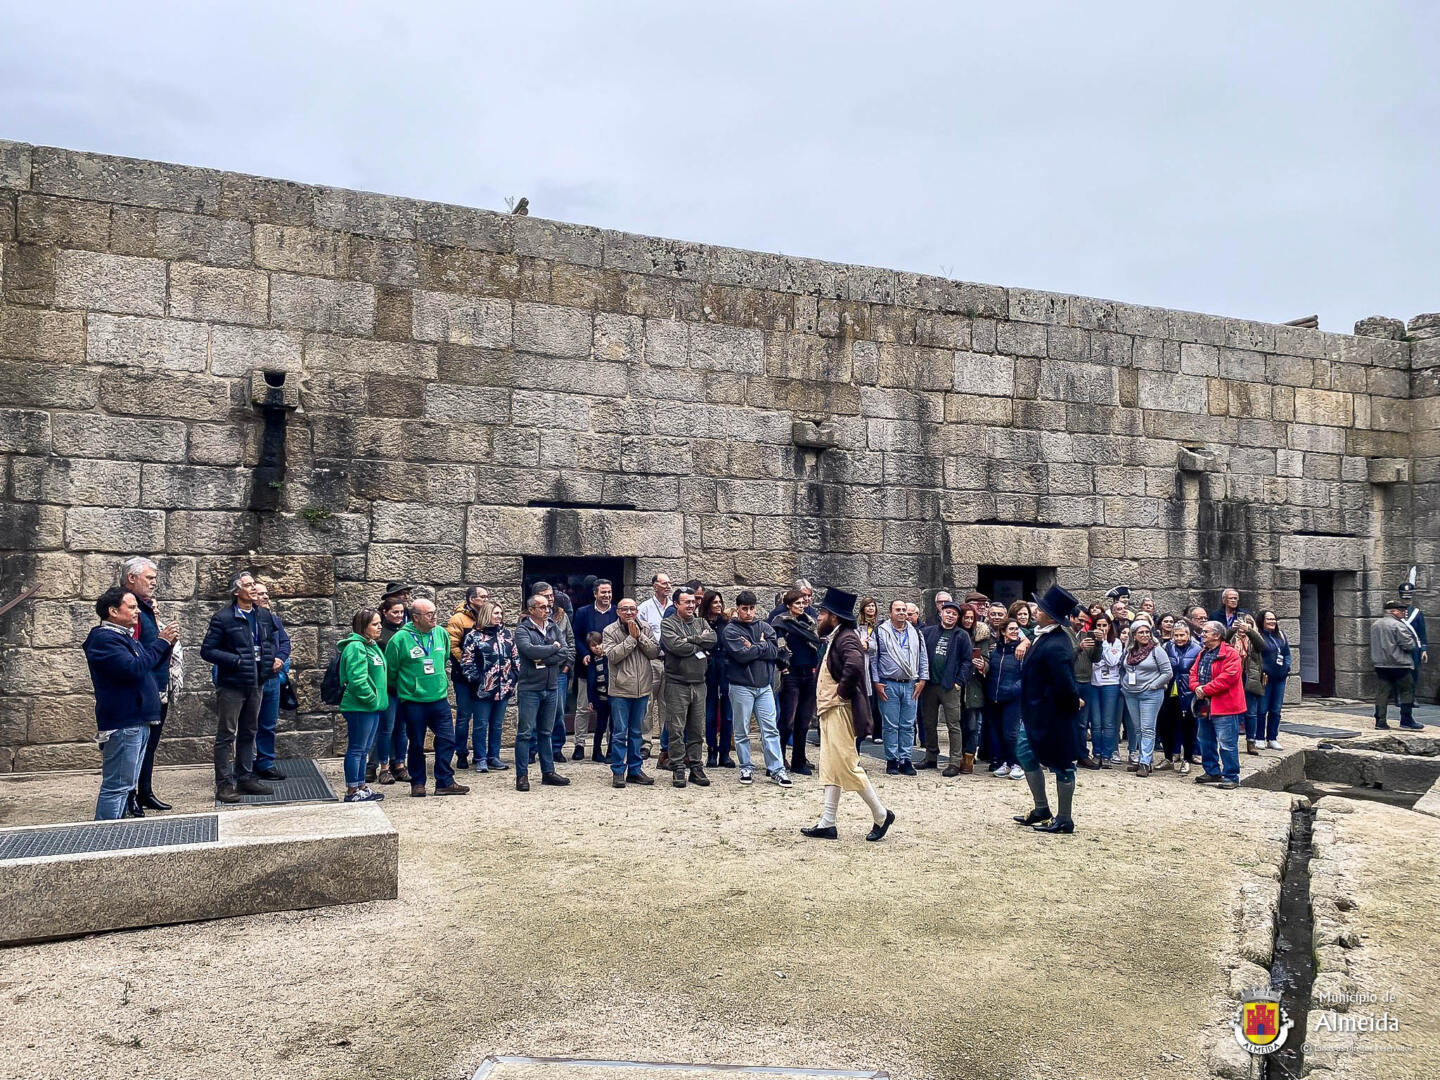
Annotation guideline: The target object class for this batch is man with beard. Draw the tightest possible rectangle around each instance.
[800,589,895,841]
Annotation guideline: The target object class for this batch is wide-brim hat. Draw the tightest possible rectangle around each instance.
[382,580,412,601]
[1034,584,1080,624]
[819,587,858,624]
[1383,598,1407,612]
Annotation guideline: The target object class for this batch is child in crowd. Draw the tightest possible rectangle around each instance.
[585,632,611,763]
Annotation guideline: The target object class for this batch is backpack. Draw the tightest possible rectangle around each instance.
[320,642,346,706]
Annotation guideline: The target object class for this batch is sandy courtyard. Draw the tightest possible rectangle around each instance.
[0,705,1435,1080]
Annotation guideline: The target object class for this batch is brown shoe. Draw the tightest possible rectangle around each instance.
[1246,740,1259,756]
[942,764,962,778]
[657,751,670,770]
[1126,763,1139,772]
[1079,755,1102,769]
[215,784,241,803]
[1154,758,1173,771]
[435,783,470,796]
[410,785,427,798]
[1137,763,1151,777]
[960,752,975,774]
[393,766,412,783]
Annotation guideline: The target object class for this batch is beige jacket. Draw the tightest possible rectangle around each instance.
[601,617,661,699]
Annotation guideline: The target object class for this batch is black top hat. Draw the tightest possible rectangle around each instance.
[1035,584,1081,624]
[818,588,858,624]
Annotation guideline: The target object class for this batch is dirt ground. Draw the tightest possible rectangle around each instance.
[0,704,1433,1080]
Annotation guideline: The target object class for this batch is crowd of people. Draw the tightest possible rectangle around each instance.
[78,556,1430,832]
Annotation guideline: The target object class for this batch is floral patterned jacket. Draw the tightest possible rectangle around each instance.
[460,625,518,701]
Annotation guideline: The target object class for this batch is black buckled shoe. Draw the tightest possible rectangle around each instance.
[865,809,896,842]
[1033,818,1075,834]
[1013,808,1052,826]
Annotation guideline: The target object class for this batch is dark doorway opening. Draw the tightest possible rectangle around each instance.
[977,565,1052,609]
[522,556,629,730]
[1300,571,1335,697]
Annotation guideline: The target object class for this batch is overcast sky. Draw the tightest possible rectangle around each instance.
[3,1,1436,332]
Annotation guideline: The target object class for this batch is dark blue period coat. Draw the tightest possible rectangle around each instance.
[1019,627,1084,769]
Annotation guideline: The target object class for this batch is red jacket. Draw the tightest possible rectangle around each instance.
[1189,642,1246,716]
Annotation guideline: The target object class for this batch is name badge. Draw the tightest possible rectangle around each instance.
[410,646,425,659]
[534,661,546,669]
[423,659,436,676]
[371,655,383,666]
[695,649,707,659]
[1127,669,1137,686]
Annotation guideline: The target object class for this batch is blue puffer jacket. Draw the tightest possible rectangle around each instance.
[1165,640,1202,709]
[985,640,1023,704]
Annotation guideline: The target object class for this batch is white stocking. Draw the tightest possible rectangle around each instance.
[818,784,841,827]
[858,779,887,825]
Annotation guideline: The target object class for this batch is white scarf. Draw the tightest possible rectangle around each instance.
[877,620,921,680]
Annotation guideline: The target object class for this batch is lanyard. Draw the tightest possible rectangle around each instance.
[407,627,434,656]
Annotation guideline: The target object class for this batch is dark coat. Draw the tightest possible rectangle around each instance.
[1019,627,1083,769]
[84,625,170,731]
[921,623,973,692]
[825,625,873,740]
[134,597,172,693]
[200,604,276,690]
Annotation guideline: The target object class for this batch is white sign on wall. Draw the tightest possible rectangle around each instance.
[1299,582,1320,685]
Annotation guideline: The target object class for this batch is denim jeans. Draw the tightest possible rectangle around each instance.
[95,725,146,820]
[400,698,456,789]
[1090,683,1122,760]
[342,710,382,787]
[1243,690,1261,741]
[256,676,283,772]
[1260,676,1287,741]
[369,696,406,768]
[984,700,1022,768]
[550,671,571,756]
[705,691,733,755]
[453,680,483,760]
[473,696,509,763]
[1198,710,1242,782]
[609,695,648,776]
[1122,687,1166,765]
[1077,684,1096,752]
[1014,722,1075,782]
[516,686,558,778]
[876,679,918,762]
[730,683,784,774]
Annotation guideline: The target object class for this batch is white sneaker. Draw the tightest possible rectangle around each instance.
[771,771,793,788]
[1129,752,1139,765]
[739,768,754,785]
[991,764,1010,777]
[1268,739,1282,750]
[1109,752,1121,764]
[1178,760,1191,775]
[1008,764,1024,780]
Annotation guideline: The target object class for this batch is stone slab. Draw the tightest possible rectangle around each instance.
[0,802,396,944]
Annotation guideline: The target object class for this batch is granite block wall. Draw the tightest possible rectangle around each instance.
[0,139,1430,770]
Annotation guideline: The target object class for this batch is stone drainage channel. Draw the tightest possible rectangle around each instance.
[1265,806,1316,1080]
[1237,734,1440,1079]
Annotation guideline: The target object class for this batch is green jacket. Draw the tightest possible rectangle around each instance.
[384,622,450,703]
[338,633,388,712]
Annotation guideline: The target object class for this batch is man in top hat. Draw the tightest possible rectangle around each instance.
[1012,584,1086,834]
[801,589,896,842]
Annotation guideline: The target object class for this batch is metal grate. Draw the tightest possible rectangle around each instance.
[0,815,219,862]
[221,757,337,807]
[1280,723,1361,740]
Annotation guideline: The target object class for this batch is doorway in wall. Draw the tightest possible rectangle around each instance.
[521,556,629,731]
[1299,571,1336,697]
[977,565,1053,609]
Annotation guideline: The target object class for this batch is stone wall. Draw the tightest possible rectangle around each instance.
[0,139,1430,770]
